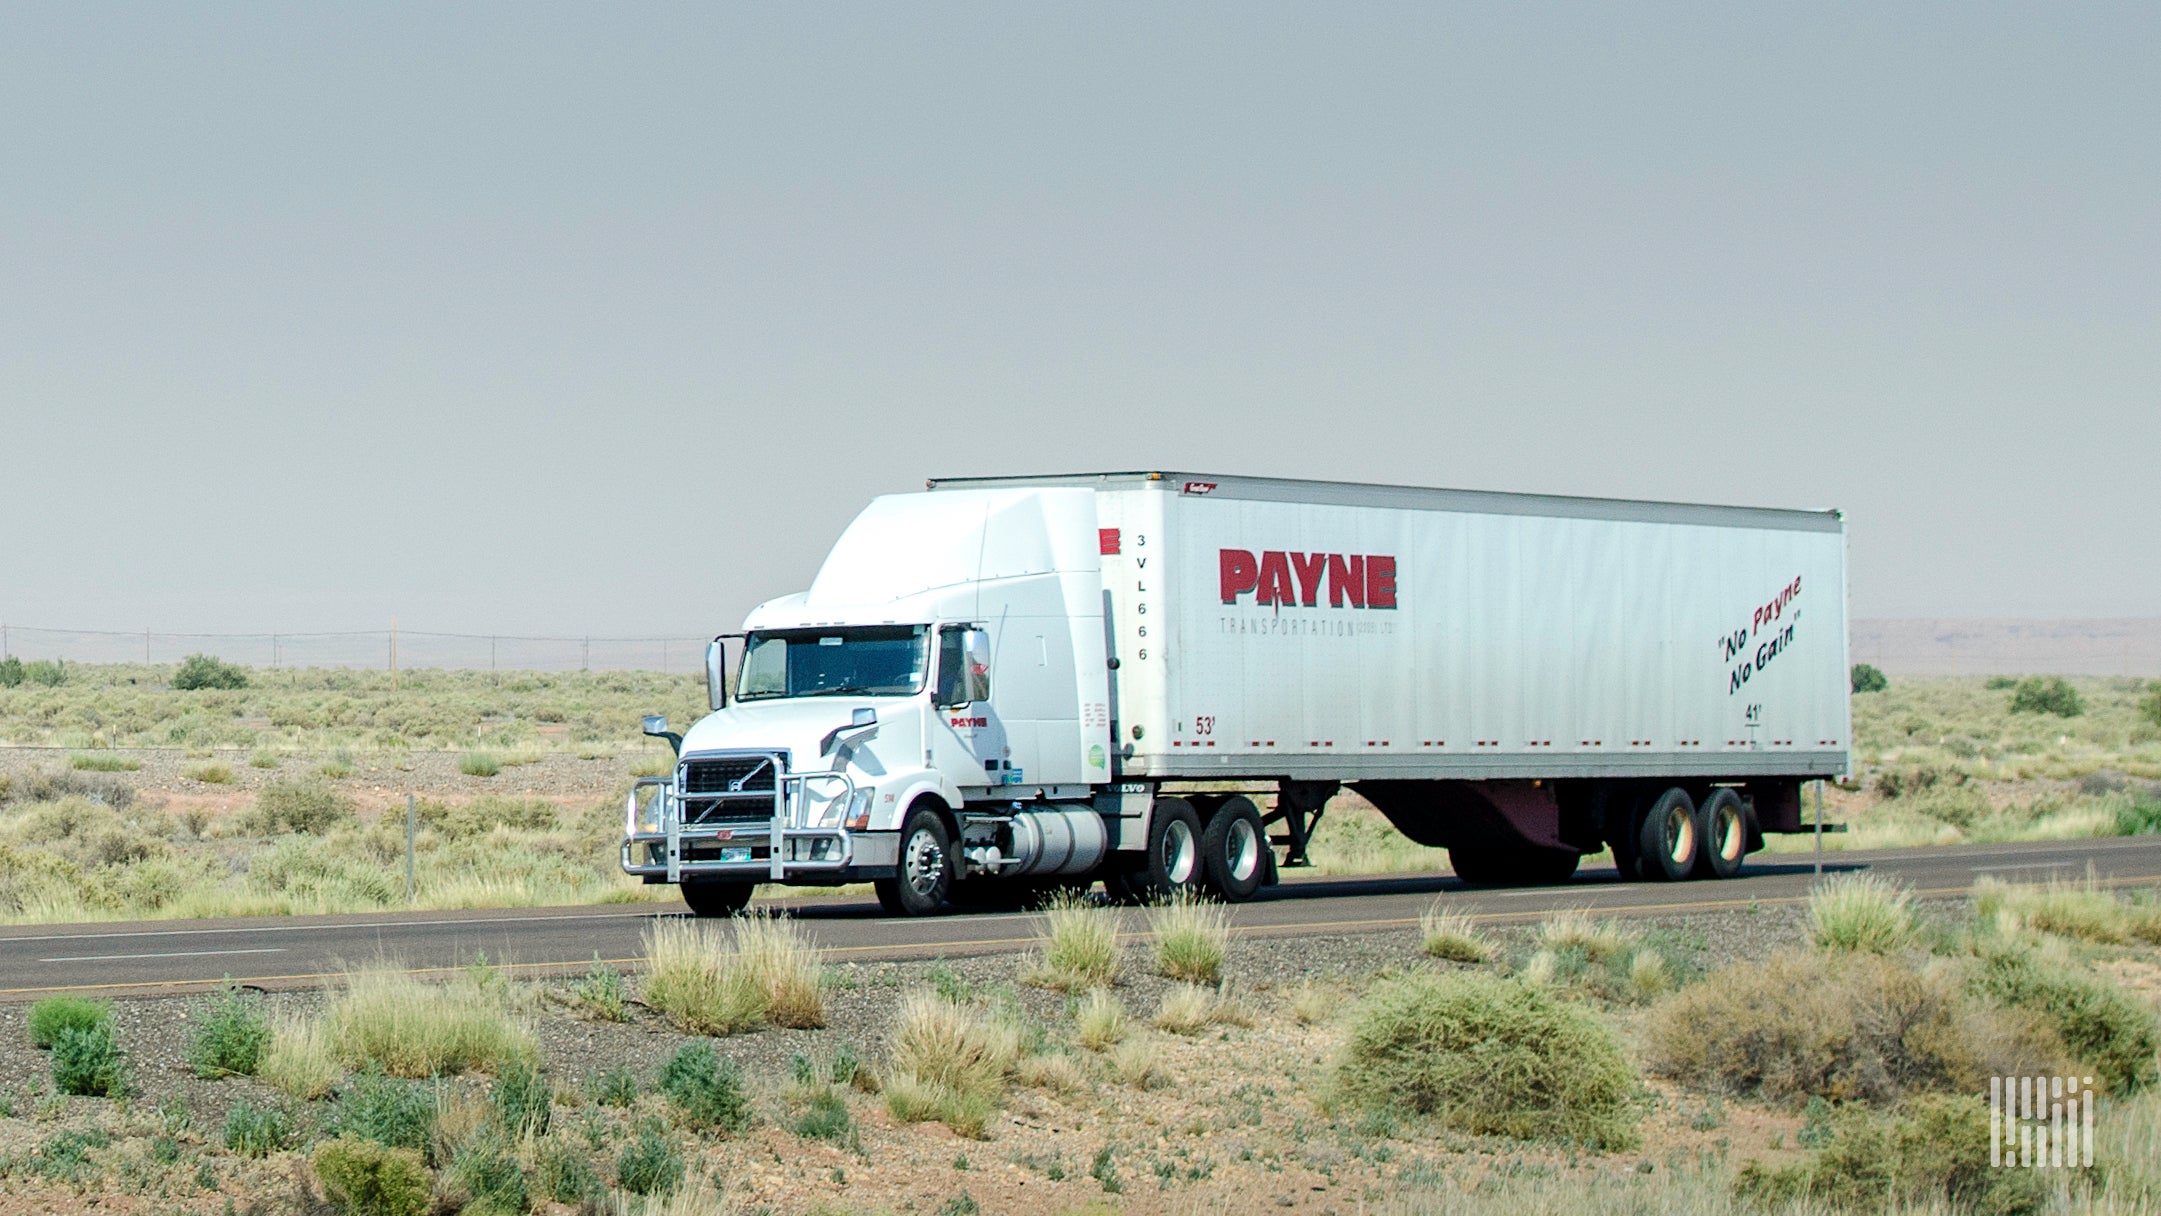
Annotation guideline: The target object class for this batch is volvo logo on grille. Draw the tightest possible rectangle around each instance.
[730,759,772,792]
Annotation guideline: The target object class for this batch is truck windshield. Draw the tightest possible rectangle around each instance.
[736,626,929,701]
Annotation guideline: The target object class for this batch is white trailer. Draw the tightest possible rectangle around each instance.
[623,472,1848,915]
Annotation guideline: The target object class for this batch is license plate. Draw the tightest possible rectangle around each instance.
[719,847,752,864]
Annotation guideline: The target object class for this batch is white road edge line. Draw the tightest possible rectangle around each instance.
[39,947,291,963]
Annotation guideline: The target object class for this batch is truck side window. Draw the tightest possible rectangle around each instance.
[936,627,968,707]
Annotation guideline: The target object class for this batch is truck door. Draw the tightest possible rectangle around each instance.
[927,625,1004,787]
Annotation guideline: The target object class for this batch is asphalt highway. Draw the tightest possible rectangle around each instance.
[8,835,2161,1000]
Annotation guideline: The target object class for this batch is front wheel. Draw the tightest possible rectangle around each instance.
[680,879,754,918]
[1201,796,1267,901]
[874,805,953,916]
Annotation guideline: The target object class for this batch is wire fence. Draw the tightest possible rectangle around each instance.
[2,619,2156,676]
[0,624,714,673]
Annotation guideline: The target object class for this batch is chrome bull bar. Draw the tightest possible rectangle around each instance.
[623,770,857,883]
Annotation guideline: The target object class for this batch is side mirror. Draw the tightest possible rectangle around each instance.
[705,638,727,711]
[642,714,683,756]
[961,629,992,704]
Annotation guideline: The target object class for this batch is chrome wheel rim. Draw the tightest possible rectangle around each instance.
[1163,818,1198,885]
[1666,806,1696,865]
[1225,817,1260,883]
[1716,805,1744,863]
[904,828,945,896]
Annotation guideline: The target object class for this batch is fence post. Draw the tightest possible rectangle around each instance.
[405,794,417,904]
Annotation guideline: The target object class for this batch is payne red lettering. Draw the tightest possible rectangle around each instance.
[1219,548,1398,609]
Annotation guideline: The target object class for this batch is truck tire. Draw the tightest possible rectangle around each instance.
[875,805,953,916]
[1637,787,1700,881]
[680,879,754,918]
[1120,796,1204,902]
[1201,796,1267,901]
[1695,788,1748,880]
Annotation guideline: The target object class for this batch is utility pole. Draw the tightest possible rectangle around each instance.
[145,628,151,663]
[390,618,399,690]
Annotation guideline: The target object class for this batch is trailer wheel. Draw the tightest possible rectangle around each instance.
[1695,789,1748,880]
[1201,796,1267,901]
[1637,788,1699,881]
[1123,796,1204,902]
[875,805,953,916]
[680,880,754,918]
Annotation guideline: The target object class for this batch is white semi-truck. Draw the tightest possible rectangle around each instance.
[624,472,1849,916]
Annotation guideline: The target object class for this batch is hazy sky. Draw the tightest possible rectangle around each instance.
[4,3,2155,637]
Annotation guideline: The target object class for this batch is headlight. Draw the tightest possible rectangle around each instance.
[625,785,666,836]
[840,786,875,830]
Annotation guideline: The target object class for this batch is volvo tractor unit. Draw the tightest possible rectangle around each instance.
[623,472,1850,916]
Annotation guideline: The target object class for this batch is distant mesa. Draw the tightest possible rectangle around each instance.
[1852,618,2161,676]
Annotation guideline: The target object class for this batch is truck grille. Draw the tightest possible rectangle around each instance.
[679,753,784,827]
[682,756,778,795]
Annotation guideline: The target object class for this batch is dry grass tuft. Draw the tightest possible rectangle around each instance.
[1809,872,1917,953]
[883,990,1021,1138]
[1015,1050,1089,1095]
[1418,902,1494,963]
[1025,892,1121,991]
[734,910,827,1029]
[1287,981,1342,1025]
[1152,983,1251,1035]
[1074,988,1128,1051]
[1109,1036,1165,1090]
[1149,891,1231,984]
[642,914,825,1034]
[259,1011,340,1100]
[612,1182,738,1216]
[1974,873,2161,945]
[1533,910,1633,961]
[323,965,537,1078]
